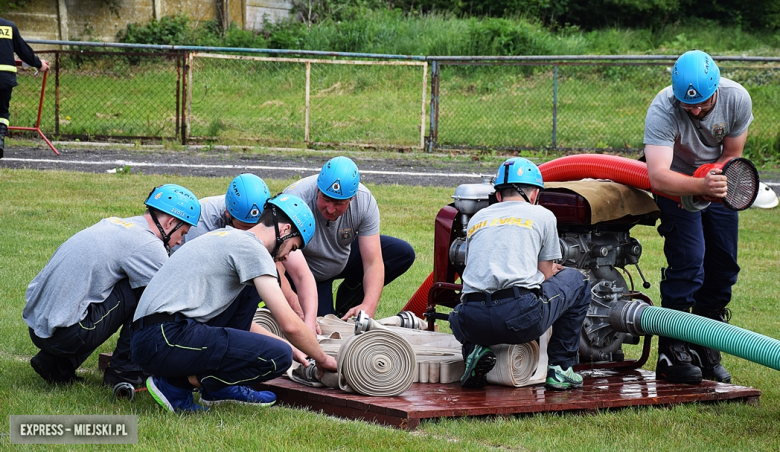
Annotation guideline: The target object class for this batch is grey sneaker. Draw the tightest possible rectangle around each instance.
[545,365,583,390]
[460,345,496,388]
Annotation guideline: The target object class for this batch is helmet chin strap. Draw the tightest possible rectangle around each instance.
[270,206,301,259]
[512,184,534,204]
[149,209,184,256]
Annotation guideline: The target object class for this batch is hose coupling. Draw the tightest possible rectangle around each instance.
[608,299,649,337]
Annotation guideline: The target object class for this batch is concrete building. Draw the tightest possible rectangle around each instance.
[4,0,293,43]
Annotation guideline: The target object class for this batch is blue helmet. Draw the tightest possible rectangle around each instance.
[494,157,544,190]
[145,184,200,226]
[672,50,720,104]
[317,156,360,200]
[225,173,270,225]
[267,194,315,248]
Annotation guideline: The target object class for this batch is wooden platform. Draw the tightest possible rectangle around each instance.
[254,368,761,431]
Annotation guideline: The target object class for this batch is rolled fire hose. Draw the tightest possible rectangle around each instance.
[611,301,780,372]
[253,308,285,339]
[284,311,548,391]
[281,311,417,396]
[333,328,416,396]
[486,343,543,387]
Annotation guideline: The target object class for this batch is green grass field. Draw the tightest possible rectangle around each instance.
[2,167,780,450]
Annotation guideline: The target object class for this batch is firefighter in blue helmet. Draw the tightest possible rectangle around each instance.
[644,50,753,385]
[132,194,336,413]
[176,173,271,248]
[0,17,49,158]
[24,184,200,387]
[448,158,591,390]
[283,156,416,322]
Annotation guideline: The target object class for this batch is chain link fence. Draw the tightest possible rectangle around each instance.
[430,60,780,155]
[12,50,183,143]
[188,53,426,147]
[11,42,780,158]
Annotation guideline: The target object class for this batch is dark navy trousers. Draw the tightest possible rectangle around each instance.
[130,285,292,392]
[29,278,141,373]
[309,235,415,317]
[656,196,740,312]
[449,268,591,369]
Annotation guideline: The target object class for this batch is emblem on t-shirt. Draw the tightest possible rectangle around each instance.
[712,123,727,139]
[339,228,353,241]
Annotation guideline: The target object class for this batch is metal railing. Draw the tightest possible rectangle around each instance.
[14,41,780,156]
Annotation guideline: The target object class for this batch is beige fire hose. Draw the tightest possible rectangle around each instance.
[332,329,416,396]
[253,308,285,339]
[270,310,548,393]
[287,321,416,396]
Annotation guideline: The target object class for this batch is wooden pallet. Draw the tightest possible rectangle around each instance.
[254,368,760,431]
[98,353,760,430]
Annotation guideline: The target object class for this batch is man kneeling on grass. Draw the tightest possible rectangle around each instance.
[130,194,337,413]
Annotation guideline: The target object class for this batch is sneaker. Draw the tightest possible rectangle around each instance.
[146,376,208,413]
[200,385,277,407]
[103,367,148,387]
[30,352,83,385]
[545,365,583,390]
[656,337,703,384]
[460,344,496,388]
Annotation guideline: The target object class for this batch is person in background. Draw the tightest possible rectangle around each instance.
[0,17,49,158]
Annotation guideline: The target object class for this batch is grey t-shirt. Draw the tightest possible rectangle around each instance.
[134,228,277,323]
[284,175,380,281]
[175,195,229,250]
[461,201,561,295]
[644,78,753,175]
[24,216,167,338]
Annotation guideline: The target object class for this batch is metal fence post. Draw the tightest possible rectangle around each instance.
[552,64,558,150]
[183,51,192,145]
[420,60,427,149]
[175,52,181,140]
[427,60,439,153]
[54,52,60,137]
[305,61,311,144]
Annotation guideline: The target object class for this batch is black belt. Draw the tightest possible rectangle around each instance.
[132,313,179,331]
[463,286,538,303]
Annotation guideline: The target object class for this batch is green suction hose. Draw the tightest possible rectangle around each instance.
[639,306,780,371]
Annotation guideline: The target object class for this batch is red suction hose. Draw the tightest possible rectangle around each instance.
[538,154,680,202]
[400,272,433,318]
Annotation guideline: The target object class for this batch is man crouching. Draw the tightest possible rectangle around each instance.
[131,194,337,413]
[449,158,592,391]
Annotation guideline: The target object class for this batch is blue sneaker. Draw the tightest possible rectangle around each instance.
[460,344,496,388]
[146,376,208,413]
[545,365,583,390]
[200,385,277,407]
